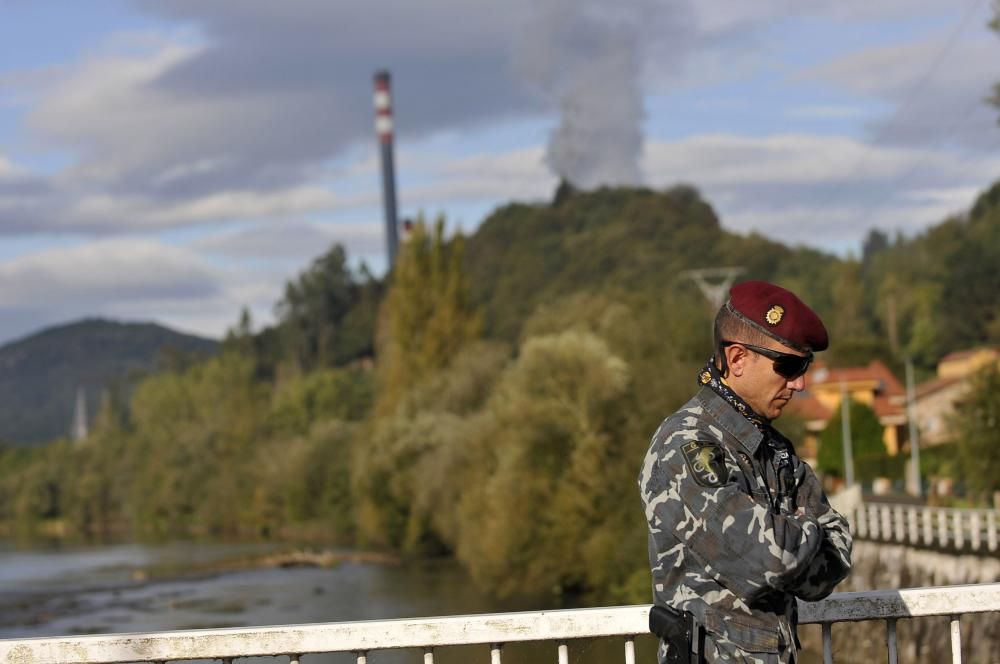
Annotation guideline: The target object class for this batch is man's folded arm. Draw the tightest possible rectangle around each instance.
[641,449,824,604]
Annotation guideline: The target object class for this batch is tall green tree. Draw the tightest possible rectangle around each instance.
[454,331,633,597]
[276,244,379,371]
[375,215,481,414]
[951,366,1000,496]
[817,398,891,483]
[127,352,268,536]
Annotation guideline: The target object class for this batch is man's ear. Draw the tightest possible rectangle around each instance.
[726,344,748,378]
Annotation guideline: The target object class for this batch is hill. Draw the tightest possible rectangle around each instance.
[463,184,840,344]
[0,319,218,445]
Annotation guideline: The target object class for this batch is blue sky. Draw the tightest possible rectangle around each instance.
[1,0,999,344]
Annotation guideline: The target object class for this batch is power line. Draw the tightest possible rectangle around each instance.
[851,100,1000,232]
[819,0,988,213]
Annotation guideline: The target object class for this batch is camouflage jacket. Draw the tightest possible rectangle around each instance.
[639,386,852,663]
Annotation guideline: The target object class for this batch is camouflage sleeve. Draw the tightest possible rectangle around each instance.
[640,434,824,604]
[788,463,853,601]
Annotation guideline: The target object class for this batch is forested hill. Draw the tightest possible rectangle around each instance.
[464,185,840,345]
[464,181,1000,369]
[0,319,217,445]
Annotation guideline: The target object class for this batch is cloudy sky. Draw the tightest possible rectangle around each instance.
[1,0,999,344]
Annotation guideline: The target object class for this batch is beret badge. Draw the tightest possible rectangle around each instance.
[765,304,785,326]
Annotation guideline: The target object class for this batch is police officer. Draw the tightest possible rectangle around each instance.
[639,281,852,664]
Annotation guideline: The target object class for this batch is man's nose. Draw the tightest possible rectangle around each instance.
[787,374,806,391]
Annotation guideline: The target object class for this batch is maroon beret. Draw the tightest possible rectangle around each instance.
[727,281,829,352]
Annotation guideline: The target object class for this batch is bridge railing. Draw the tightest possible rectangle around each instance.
[1,583,998,664]
[852,503,999,552]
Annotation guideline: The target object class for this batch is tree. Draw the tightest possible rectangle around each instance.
[951,366,1000,496]
[861,229,890,272]
[817,398,891,483]
[374,215,480,414]
[454,331,633,597]
[275,245,379,371]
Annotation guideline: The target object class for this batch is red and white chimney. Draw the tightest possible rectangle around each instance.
[373,70,399,267]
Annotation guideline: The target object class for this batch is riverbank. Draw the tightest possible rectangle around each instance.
[0,542,401,638]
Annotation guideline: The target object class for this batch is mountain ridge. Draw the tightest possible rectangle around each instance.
[0,318,218,445]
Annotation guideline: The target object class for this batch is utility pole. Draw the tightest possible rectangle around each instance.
[681,267,744,339]
[839,379,856,487]
[886,297,899,356]
[905,357,922,497]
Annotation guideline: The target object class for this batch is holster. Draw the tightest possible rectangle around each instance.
[649,604,703,664]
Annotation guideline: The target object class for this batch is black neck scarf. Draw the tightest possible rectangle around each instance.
[698,359,794,474]
[698,359,769,432]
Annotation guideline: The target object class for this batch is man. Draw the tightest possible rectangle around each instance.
[639,281,852,663]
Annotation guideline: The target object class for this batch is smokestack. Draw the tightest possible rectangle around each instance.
[373,70,400,268]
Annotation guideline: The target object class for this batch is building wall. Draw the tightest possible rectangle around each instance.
[938,349,999,380]
[916,381,969,446]
[813,382,878,411]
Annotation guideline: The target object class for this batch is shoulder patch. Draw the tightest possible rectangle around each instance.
[681,441,730,487]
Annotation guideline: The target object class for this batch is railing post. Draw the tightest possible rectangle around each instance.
[356,651,367,664]
[558,641,569,664]
[624,636,636,664]
[988,511,998,552]
[880,506,891,541]
[907,507,918,544]
[871,506,881,539]
[822,622,833,664]
[289,655,301,664]
[923,506,934,545]
[886,619,898,664]
[950,615,962,664]
[971,512,982,551]
[939,508,949,547]
[856,505,867,538]
[954,510,964,550]
[491,643,503,664]
[893,506,905,542]
[424,646,434,663]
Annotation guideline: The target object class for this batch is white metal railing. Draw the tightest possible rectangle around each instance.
[852,503,999,553]
[1,584,998,664]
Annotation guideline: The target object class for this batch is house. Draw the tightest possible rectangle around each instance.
[786,360,908,459]
[914,347,999,446]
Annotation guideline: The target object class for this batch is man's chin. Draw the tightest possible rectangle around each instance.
[769,400,790,419]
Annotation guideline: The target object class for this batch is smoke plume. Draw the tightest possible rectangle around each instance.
[515,0,654,189]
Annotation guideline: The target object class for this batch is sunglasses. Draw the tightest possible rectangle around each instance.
[721,341,813,380]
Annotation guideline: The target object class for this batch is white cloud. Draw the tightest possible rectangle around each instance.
[0,239,221,307]
[690,0,964,36]
[71,185,337,231]
[0,237,288,342]
[644,133,999,187]
[27,43,203,183]
[802,25,1000,150]
[784,105,869,120]
[193,221,384,259]
[642,133,1000,248]
[422,147,554,202]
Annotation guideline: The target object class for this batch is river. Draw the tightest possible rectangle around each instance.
[0,540,659,663]
[5,540,995,663]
